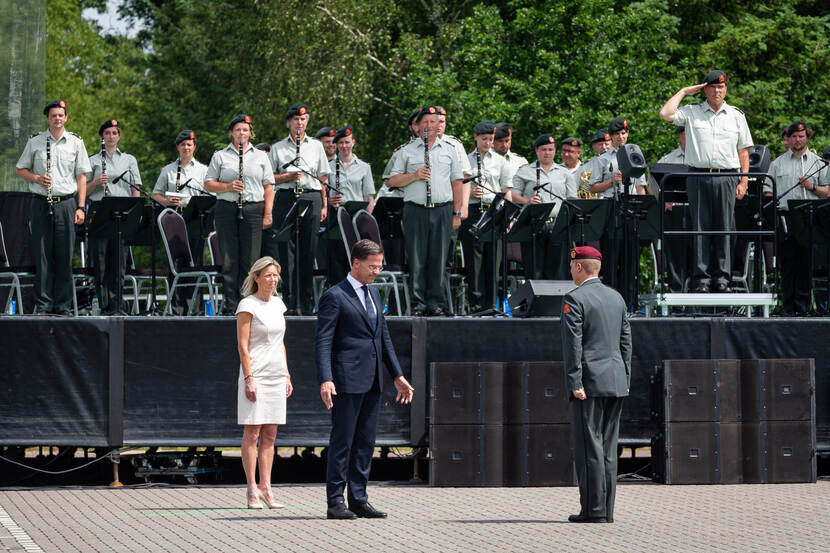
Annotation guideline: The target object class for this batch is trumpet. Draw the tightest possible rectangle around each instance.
[46,135,54,216]
[578,169,600,199]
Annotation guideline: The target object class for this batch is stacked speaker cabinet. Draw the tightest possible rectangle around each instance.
[652,359,815,484]
[430,361,574,487]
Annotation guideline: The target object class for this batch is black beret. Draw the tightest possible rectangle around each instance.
[255,143,271,153]
[436,106,447,116]
[98,119,120,136]
[561,136,582,147]
[228,114,253,130]
[314,127,335,139]
[415,105,440,122]
[590,129,611,144]
[608,117,629,134]
[782,127,789,138]
[676,126,685,134]
[334,125,353,143]
[823,145,830,161]
[175,130,196,145]
[285,103,309,120]
[533,134,556,148]
[702,70,728,85]
[494,123,511,140]
[43,99,67,115]
[785,121,807,136]
[407,109,422,126]
[473,120,497,135]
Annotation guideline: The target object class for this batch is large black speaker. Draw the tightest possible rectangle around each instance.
[651,359,742,423]
[742,420,816,483]
[748,145,771,173]
[504,361,569,425]
[740,359,815,422]
[504,424,575,486]
[507,280,572,317]
[430,425,504,486]
[617,143,647,180]
[652,422,743,484]
[430,362,505,425]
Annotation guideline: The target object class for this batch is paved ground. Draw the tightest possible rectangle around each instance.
[1,480,829,552]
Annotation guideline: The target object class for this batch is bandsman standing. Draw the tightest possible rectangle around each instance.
[493,123,528,180]
[561,137,583,175]
[316,127,337,162]
[587,117,646,198]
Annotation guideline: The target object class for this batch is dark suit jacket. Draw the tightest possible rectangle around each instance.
[560,278,632,397]
[315,278,404,394]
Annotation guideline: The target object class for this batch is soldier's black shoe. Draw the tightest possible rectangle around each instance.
[326,503,357,520]
[713,282,731,293]
[349,502,387,518]
[427,307,445,317]
[693,283,710,293]
[568,514,606,523]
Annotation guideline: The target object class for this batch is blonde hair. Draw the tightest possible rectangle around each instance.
[241,256,281,297]
[228,123,256,141]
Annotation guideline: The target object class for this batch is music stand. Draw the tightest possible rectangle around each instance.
[372,197,405,267]
[617,194,658,308]
[550,199,611,247]
[505,203,556,278]
[88,197,143,315]
[648,163,688,203]
[181,195,217,242]
[786,199,830,313]
[273,198,314,314]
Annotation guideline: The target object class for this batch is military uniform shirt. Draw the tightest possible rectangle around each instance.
[466,149,512,205]
[269,135,330,191]
[766,149,824,210]
[567,161,582,175]
[442,134,472,176]
[152,158,210,206]
[205,143,274,202]
[16,130,91,196]
[503,150,529,181]
[329,155,374,202]
[87,149,142,201]
[673,101,753,169]
[576,156,602,195]
[512,161,577,217]
[387,137,463,205]
[382,139,414,181]
[587,146,645,198]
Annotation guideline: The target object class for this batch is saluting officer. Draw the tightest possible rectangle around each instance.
[265,103,330,314]
[16,99,91,315]
[387,105,466,316]
[462,120,513,313]
[561,246,631,524]
[86,119,142,315]
[512,134,578,279]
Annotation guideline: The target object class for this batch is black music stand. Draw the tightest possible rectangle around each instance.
[273,198,314,314]
[550,199,611,247]
[88,197,143,315]
[616,194,658,309]
[372,197,405,267]
[648,163,688,203]
[505,203,556,278]
[786,199,830,313]
[181,195,216,265]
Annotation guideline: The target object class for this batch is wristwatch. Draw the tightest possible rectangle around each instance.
[454,211,462,217]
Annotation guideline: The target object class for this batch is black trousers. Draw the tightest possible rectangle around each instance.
[326,379,381,507]
[214,200,263,315]
[687,174,737,286]
[401,202,452,311]
[661,204,692,292]
[460,204,502,311]
[30,196,76,314]
[90,231,127,314]
[571,396,624,520]
[262,189,322,314]
[779,212,812,313]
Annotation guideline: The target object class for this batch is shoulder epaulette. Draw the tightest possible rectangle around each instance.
[68,131,82,139]
[30,132,40,139]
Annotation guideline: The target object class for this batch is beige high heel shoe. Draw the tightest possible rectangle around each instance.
[247,486,263,509]
[257,487,285,509]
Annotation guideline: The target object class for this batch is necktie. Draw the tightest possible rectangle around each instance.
[361,285,377,331]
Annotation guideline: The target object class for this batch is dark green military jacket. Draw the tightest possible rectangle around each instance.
[560,278,632,397]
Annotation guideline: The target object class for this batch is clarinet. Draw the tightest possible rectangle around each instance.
[100,137,108,197]
[294,128,301,197]
[335,153,341,199]
[476,149,484,208]
[424,127,433,207]
[237,140,244,220]
[175,158,183,212]
[46,135,54,216]
[535,161,541,200]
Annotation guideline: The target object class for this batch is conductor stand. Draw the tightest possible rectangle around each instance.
[88,196,143,315]
[128,182,169,315]
[273,198,314,314]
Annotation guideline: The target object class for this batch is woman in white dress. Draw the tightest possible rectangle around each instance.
[236,256,292,509]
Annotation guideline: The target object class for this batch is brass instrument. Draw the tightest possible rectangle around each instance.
[578,169,600,199]
[424,127,433,207]
[237,140,244,220]
[46,135,53,216]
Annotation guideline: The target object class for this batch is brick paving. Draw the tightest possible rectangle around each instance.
[1,481,829,552]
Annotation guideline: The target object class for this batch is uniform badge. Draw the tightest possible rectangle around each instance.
[328,129,335,137]
[548,136,554,143]
[345,128,352,136]
[58,100,66,108]
[299,107,307,115]
[570,250,577,259]
[189,131,195,139]
[244,115,252,124]
[563,303,571,314]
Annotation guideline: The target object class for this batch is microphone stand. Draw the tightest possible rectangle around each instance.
[129,178,167,315]
[532,181,586,246]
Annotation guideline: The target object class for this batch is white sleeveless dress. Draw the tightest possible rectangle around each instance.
[236,295,288,425]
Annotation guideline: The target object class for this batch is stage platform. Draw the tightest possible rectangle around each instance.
[0,316,827,448]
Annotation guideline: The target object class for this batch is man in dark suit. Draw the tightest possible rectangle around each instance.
[315,239,414,520]
[561,246,631,524]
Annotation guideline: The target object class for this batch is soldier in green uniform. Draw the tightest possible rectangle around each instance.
[387,105,466,316]
[561,246,631,524]
[316,127,337,162]
[587,118,646,198]
[493,123,528,181]
[86,119,142,314]
[561,137,582,176]
[660,70,752,293]
[577,131,612,196]
[16,99,91,315]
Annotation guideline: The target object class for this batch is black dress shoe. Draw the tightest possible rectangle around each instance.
[713,282,731,293]
[411,308,426,317]
[349,502,387,518]
[568,513,606,523]
[693,283,710,293]
[326,503,357,520]
[427,307,445,317]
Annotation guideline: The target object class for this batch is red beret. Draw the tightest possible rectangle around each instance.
[569,246,602,261]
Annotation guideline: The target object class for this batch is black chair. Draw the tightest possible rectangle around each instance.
[352,209,409,314]
[157,208,220,316]
[0,221,34,315]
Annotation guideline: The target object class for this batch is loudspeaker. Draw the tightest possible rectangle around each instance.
[430,362,505,425]
[430,425,504,486]
[748,145,771,173]
[742,421,816,483]
[504,424,575,486]
[651,360,742,423]
[616,144,646,180]
[652,422,744,484]
[507,280,572,317]
[740,359,815,422]
[504,361,569,425]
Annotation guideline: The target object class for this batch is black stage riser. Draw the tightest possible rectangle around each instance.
[2,318,830,447]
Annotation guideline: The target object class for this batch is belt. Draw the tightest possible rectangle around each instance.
[406,201,451,208]
[688,167,739,173]
[277,187,318,194]
[35,194,74,202]
[219,199,262,205]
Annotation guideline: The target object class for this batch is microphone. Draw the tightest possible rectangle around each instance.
[282,158,298,170]
[462,175,480,183]
[111,170,130,185]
